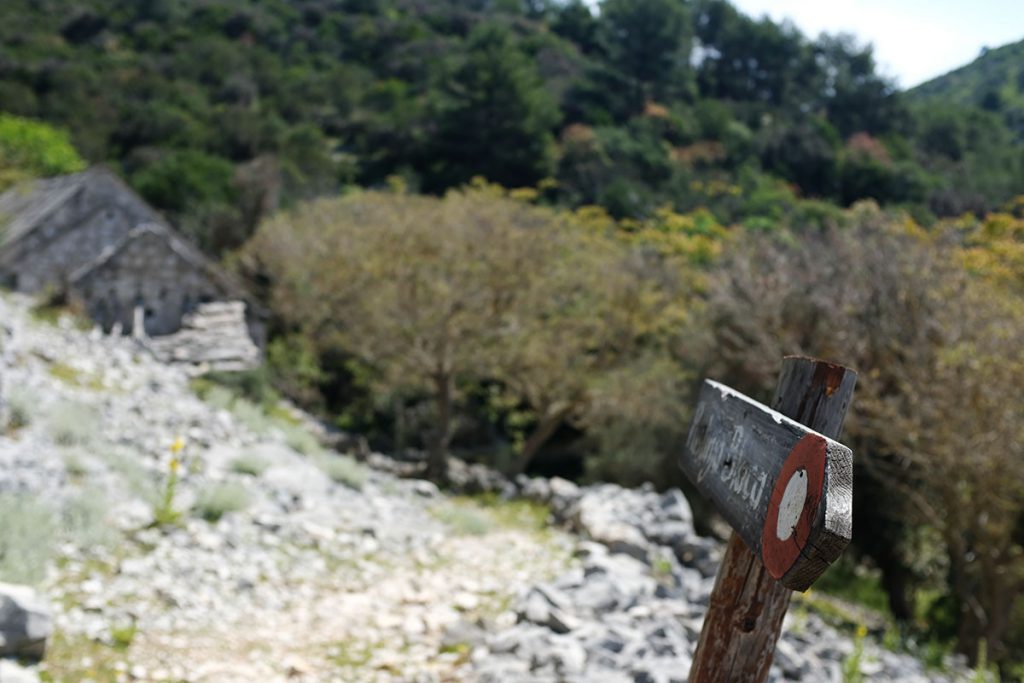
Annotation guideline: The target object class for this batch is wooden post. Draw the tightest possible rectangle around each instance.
[686,356,857,682]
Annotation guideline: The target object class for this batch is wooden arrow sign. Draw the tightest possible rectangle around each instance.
[682,379,853,591]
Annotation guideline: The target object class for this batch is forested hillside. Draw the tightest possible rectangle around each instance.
[2,0,1022,253]
[912,39,1024,139]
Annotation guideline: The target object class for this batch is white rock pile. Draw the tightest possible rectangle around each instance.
[463,480,970,682]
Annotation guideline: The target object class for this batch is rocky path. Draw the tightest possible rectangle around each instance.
[0,295,574,682]
[0,293,973,682]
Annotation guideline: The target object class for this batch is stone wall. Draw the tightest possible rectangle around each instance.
[145,301,261,372]
[70,229,225,337]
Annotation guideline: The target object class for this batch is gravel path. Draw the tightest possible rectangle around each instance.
[0,294,574,682]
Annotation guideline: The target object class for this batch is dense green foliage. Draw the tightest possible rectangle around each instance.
[0,113,85,191]
[241,185,694,481]
[912,39,1024,139]
[2,0,1023,253]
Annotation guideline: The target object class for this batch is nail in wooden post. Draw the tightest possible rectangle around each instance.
[683,356,857,682]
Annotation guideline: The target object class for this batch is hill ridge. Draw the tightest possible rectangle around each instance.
[910,37,1024,138]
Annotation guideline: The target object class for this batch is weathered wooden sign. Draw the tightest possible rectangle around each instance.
[682,380,853,591]
[683,357,857,683]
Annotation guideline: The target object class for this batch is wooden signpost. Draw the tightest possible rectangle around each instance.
[681,356,857,682]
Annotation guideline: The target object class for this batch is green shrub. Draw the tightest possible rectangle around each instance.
[5,385,38,431]
[314,453,368,490]
[230,454,270,477]
[196,383,274,434]
[94,445,154,502]
[62,489,116,548]
[230,397,273,434]
[47,400,99,446]
[202,368,279,408]
[152,457,182,527]
[109,621,137,651]
[434,503,492,536]
[197,385,235,411]
[61,449,89,478]
[0,113,85,192]
[283,423,322,455]
[466,494,551,531]
[0,493,56,584]
[29,289,93,331]
[131,149,236,214]
[194,482,250,522]
[48,362,104,389]
[266,334,325,407]
[192,371,315,447]
[813,556,890,615]
[842,625,868,683]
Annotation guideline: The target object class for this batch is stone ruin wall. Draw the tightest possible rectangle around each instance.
[71,231,224,337]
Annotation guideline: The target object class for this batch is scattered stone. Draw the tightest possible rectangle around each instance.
[0,583,51,660]
[0,658,41,683]
[469,482,968,683]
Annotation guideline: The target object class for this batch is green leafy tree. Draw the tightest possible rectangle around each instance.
[598,0,693,111]
[131,149,236,215]
[815,34,906,137]
[243,187,564,481]
[131,149,244,252]
[694,0,817,107]
[757,116,840,198]
[242,186,689,481]
[552,0,600,54]
[0,114,85,190]
[426,23,560,191]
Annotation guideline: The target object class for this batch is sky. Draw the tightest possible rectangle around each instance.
[723,0,1024,88]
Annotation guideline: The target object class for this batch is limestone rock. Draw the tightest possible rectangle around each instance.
[0,583,51,660]
[0,659,41,683]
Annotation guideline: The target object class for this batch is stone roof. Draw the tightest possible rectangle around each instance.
[0,167,160,251]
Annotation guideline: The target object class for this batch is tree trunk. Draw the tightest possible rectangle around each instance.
[878,546,914,621]
[514,402,573,476]
[426,372,452,483]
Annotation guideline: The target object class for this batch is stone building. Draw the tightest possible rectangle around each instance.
[0,168,265,363]
[68,222,265,346]
[0,167,162,292]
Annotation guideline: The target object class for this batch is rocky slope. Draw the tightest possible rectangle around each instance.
[0,293,970,682]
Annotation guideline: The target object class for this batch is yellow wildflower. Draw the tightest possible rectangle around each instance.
[856,625,868,639]
[169,457,180,474]
[170,436,185,454]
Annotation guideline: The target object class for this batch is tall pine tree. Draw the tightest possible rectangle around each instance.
[426,23,560,191]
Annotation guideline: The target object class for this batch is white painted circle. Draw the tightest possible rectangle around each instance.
[775,468,807,541]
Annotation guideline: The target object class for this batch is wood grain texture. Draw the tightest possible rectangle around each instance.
[691,533,793,682]
[681,377,853,588]
[688,357,857,683]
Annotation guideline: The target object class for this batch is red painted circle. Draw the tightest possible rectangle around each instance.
[761,434,827,581]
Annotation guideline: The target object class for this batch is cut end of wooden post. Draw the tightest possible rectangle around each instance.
[759,435,853,591]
